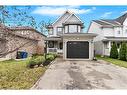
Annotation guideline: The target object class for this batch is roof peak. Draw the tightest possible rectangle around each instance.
[115,12,127,25]
[62,12,84,25]
[64,10,75,14]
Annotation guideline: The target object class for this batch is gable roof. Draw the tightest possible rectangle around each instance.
[93,20,110,26]
[115,13,127,25]
[93,13,127,27]
[92,20,115,28]
[0,23,46,38]
[52,11,71,26]
[101,19,121,26]
[9,26,46,37]
[51,10,84,26]
[63,13,84,25]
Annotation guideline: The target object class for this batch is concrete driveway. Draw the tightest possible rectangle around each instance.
[32,57,127,89]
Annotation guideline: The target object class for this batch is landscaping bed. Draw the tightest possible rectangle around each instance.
[0,53,56,89]
[96,55,127,68]
[27,53,57,68]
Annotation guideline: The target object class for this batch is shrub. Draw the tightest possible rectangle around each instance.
[110,42,118,59]
[46,54,55,61]
[43,53,57,66]
[35,56,45,66]
[119,42,127,61]
[27,59,37,68]
[32,53,43,58]
[27,56,45,68]
[43,58,52,66]
[46,53,57,59]
[48,53,57,58]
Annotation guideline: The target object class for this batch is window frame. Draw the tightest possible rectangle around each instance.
[48,28,53,35]
[64,24,81,33]
[68,25,78,33]
[57,27,63,32]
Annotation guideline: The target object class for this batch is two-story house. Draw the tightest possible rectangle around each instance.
[88,13,127,56]
[46,11,97,60]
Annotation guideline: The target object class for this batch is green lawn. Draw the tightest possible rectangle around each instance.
[96,55,127,68]
[0,58,47,89]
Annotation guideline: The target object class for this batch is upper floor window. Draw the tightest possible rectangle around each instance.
[57,27,63,35]
[57,27,63,32]
[69,25,77,33]
[64,25,81,33]
[48,28,53,35]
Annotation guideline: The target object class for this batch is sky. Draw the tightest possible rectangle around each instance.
[3,6,127,33]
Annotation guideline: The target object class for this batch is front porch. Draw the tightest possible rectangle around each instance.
[45,37,63,54]
[102,37,127,56]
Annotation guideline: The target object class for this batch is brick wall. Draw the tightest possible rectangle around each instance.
[0,28,45,59]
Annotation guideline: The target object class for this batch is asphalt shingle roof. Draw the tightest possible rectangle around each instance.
[93,13,127,27]
[101,19,121,26]
[93,20,110,26]
[115,13,127,25]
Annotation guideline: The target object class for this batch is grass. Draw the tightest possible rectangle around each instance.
[0,58,47,89]
[96,55,127,68]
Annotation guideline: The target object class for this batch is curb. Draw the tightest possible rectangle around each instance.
[30,59,56,89]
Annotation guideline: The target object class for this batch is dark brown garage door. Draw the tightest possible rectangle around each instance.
[67,41,89,58]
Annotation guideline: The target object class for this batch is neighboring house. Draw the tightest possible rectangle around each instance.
[88,13,127,56]
[46,11,97,60]
[0,24,46,59]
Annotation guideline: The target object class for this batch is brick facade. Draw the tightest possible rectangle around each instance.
[0,24,46,59]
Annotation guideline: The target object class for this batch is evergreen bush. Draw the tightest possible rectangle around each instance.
[110,42,118,59]
[119,42,127,61]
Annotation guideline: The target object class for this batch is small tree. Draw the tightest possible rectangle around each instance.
[110,42,118,59]
[119,42,127,61]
